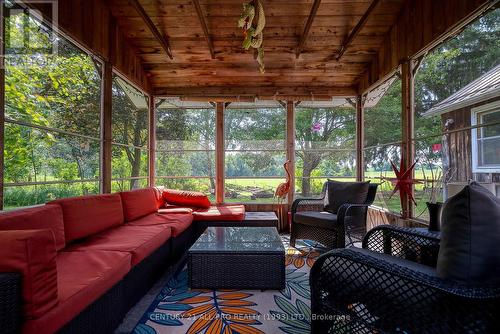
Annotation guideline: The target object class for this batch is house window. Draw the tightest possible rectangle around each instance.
[472,102,500,172]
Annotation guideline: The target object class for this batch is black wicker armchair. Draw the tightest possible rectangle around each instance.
[290,183,378,249]
[310,225,500,333]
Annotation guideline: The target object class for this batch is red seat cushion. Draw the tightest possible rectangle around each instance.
[0,230,58,320]
[50,194,124,243]
[120,188,158,222]
[192,205,246,221]
[0,204,65,251]
[66,224,172,266]
[131,212,194,237]
[163,189,211,209]
[127,213,172,226]
[23,250,131,334]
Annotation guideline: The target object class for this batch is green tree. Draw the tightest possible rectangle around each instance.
[5,12,101,199]
[111,81,149,190]
[415,8,500,126]
[296,107,356,196]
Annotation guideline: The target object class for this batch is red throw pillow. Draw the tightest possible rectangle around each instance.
[162,189,211,209]
[0,230,58,319]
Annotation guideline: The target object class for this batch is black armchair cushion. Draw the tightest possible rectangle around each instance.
[437,182,500,284]
[294,211,337,229]
[324,180,370,214]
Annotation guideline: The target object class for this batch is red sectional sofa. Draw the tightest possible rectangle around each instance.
[0,187,245,334]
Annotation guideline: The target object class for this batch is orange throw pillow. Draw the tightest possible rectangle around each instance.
[162,189,211,209]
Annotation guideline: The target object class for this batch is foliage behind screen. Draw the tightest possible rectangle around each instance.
[4,11,101,208]
[111,76,149,191]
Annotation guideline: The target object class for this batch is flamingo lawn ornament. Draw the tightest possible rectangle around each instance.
[275,160,292,203]
[275,160,292,230]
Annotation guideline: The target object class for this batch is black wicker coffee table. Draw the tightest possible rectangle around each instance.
[188,227,285,290]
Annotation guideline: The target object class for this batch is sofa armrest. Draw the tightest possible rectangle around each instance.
[362,224,441,267]
[0,229,58,319]
[0,273,22,334]
[310,249,500,334]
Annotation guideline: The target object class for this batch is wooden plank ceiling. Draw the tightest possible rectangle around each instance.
[108,0,407,98]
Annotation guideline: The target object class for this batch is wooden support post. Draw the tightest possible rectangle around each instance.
[215,102,225,204]
[148,95,156,187]
[0,9,5,210]
[286,101,296,205]
[282,100,296,232]
[356,95,365,182]
[101,61,113,193]
[401,60,415,219]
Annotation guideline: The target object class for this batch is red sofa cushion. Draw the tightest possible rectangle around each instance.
[131,212,194,237]
[66,224,171,266]
[127,213,173,226]
[120,188,158,222]
[158,205,193,215]
[50,194,124,243]
[23,250,131,334]
[0,230,58,320]
[153,186,166,209]
[192,205,246,221]
[0,204,65,251]
[162,189,211,209]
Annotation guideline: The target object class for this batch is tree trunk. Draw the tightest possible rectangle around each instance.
[205,146,215,191]
[72,148,88,195]
[301,152,322,197]
[301,162,314,197]
[28,131,38,183]
[130,147,142,190]
[127,108,147,190]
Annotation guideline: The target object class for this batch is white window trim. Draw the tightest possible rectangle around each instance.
[471,100,500,173]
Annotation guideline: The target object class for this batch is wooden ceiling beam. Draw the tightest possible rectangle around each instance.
[335,0,380,61]
[180,96,256,103]
[127,0,173,59]
[154,86,357,99]
[192,0,215,59]
[296,0,322,59]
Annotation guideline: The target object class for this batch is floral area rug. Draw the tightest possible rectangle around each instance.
[133,238,323,334]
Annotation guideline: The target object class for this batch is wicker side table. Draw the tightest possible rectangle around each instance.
[188,227,285,290]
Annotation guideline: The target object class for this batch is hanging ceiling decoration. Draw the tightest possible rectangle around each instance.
[238,0,266,73]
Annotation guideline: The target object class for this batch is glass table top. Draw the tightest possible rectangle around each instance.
[189,227,285,253]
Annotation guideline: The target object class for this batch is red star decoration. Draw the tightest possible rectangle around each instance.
[381,160,422,209]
